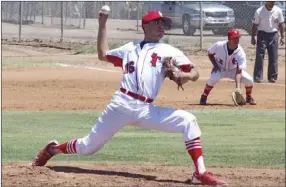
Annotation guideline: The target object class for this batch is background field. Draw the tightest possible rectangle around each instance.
[3,110,285,166]
[2,15,286,187]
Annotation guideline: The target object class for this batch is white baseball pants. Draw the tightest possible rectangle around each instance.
[206,69,254,87]
[74,91,202,155]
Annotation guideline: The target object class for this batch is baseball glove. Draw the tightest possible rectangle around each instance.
[232,88,246,106]
[164,57,184,90]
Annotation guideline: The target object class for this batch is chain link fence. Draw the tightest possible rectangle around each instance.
[2,1,285,49]
[1,1,142,26]
[2,1,144,41]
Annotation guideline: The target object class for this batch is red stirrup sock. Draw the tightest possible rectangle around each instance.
[50,139,77,154]
[202,84,213,97]
[185,137,206,174]
[245,86,253,98]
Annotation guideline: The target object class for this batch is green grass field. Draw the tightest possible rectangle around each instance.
[2,109,285,168]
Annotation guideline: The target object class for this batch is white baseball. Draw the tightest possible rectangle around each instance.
[100,5,110,15]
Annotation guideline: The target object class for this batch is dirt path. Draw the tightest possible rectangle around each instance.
[2,162,285,187]
[2,66,285,111]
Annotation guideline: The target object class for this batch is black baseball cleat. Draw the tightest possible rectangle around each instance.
[200,95,207,105]
[246,97,257,105]
[268,79,276,83]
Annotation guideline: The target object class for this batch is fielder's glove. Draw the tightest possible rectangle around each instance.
[232,88,246,106]
[164,57,189,90]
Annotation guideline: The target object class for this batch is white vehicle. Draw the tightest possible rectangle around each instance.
[143,1,235,36]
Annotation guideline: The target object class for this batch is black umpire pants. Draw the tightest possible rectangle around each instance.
[253,30,278,81]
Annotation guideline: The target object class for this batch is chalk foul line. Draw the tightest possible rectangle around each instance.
[56,63,120,73]
[56,63,285,87]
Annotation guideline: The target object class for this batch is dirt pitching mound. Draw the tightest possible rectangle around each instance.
[2,162,285,187]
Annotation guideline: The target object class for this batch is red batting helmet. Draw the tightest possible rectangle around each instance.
[227,29,241,39]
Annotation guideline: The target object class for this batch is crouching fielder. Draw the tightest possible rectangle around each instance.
[200,29,256,105]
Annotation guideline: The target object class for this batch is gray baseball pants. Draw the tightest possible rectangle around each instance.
[253,31,278,81]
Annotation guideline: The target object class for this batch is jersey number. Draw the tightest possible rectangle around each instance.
[151,53,161,67]
[124,61,135,74]
[124,53,160,74]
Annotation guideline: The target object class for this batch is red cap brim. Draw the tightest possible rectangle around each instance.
[145,17,172,25]
[142,17,172,29]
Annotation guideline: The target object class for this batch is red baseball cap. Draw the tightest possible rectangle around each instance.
[227,29,241,39]
[142,10,172,27]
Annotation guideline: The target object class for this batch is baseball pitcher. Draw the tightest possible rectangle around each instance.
[200,29,256,106]
[32,9,227,186]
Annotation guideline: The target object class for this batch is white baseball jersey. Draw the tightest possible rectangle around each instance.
[106,41,192,100]
[206,40,254,87]
[207,40,246,71]
[253,5,284,33]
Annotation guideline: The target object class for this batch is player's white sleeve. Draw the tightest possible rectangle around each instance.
[207,42,218,55]
[173,51,191,66]
[237,50,247,70]
[278,9,284,24]
[171,48,193,72]
[106,43,129,67]
[252,10,260,25]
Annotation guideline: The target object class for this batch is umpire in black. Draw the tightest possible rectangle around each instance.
[251,1,285,83]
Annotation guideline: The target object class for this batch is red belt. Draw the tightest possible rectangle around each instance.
[120,88,153,103]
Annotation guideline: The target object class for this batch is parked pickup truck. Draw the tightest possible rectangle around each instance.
[142,1,235,36]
